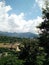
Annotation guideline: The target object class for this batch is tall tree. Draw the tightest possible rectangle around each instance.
[38,0,49,65]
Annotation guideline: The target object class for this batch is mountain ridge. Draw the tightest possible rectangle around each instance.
[0,31,38,38]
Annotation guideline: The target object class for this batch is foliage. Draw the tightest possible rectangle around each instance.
[0,36,23,43]
[0,47,24,65]
[38,0,49,65]
[18,39,39,65]
[0,56,24,65]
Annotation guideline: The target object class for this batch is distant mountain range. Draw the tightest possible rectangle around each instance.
[0,31,38,38]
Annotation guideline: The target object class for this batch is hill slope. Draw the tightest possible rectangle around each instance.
[0,31,38,38]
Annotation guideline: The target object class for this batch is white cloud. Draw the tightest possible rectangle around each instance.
[0,1,43,34]
[36,0,45,9]
[36,0,49,9]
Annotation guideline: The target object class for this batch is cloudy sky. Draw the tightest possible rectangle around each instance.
[0,0,46,34]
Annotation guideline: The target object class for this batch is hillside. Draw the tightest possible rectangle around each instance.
[0,31,38,38]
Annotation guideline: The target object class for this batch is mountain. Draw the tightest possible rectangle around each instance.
[0,31,38,38]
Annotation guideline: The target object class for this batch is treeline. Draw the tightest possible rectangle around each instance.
[0,36,24,43]
[0,35,37,44]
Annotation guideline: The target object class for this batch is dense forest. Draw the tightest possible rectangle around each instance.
[0,1,49,65]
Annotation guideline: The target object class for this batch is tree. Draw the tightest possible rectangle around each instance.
[38,0,49,65]
[18,39,39,65]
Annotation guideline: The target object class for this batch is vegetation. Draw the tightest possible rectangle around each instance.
[0,54,24,65]
[0,0,49,65]
[38,1,49,65]
[0,36,23,43]
[0,36,38,65]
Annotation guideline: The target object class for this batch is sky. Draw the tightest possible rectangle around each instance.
[0,0,47,34]
[5,0,42,20]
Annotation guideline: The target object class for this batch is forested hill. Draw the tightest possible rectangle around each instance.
[0,31,38,38]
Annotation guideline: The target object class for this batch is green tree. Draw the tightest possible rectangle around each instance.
[18,39,39,65]
[0,55,24,65]
[38,0,49,65]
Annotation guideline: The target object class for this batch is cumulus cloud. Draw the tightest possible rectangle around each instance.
[0,1,43,34]
[36,0,49,9]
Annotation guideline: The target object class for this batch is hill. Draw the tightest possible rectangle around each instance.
[0,31,38,38]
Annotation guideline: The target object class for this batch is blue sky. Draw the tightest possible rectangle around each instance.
[5,0,42,20]
[0,0,45,34]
